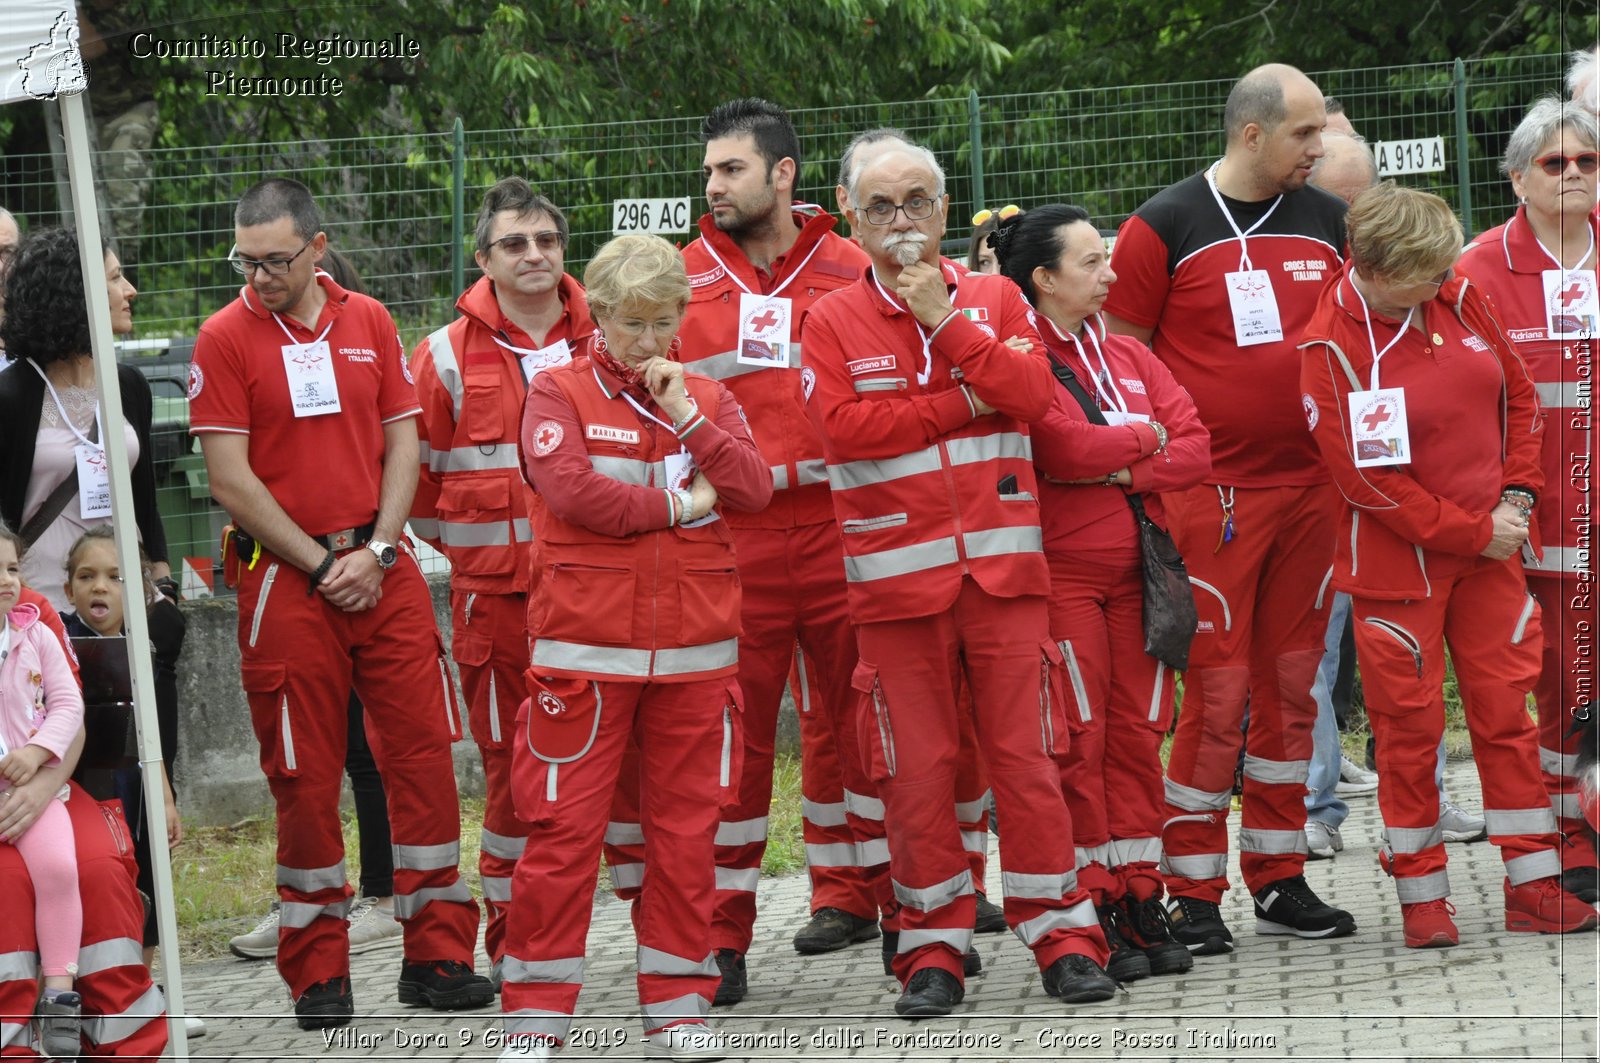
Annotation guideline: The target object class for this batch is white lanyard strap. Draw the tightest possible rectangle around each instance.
[491,333,541,358]
[271,311,334,348]
[621,390,677,434]
[29,360,102,449]
[1047,314,1127,414]
[1348,273,1415,390]
[701,233,824,300]
[1531,220,1596,272]
[870,268,938,385]
[1205,162,1283,273]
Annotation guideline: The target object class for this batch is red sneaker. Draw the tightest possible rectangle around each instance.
[1504,876,1600,934]
[1400,899,1458,948]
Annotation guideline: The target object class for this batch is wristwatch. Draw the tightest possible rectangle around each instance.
[367,540,398,570]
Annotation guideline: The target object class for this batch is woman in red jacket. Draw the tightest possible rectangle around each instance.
[992,206,1210,980]
[498,234,771,1062]
[1300,182,1596,949]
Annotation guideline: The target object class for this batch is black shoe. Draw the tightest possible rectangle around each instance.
[973,894,1008,934]
[397,961,495,1010]
[294,976,353,1030]
[1120,895,1195,975]
[1563,865,1600,905]
[1096,904,1151,983]
[1165,895,1234,954]
[1252,875,1357,939]
[880,931,981,977]
[894,967,963,1018]
[793,907,881,954]
[712,948,747,1006]
[1042,954,1117,1003]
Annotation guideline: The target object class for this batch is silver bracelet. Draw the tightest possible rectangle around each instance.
[673,487,696,523]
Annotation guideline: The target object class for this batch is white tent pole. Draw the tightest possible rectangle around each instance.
[56,88,190,1061]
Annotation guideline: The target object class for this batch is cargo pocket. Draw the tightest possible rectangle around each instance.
[1040,640,1071,756]
[719,681,746,809]
[451,631,503,748]
[431,631,464,742]
[241,660,299,778]
[513,673,604,826]
[538,563,637,643]
[1056,638,1093,736]
[94,797,141,882]
[850,660,896,782]
[1143,661,1175,734]
[437,479,515,577]
[678,564,741,645]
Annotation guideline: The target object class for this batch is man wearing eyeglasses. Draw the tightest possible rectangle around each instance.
[802,136,1114,1017]
[190,177,492,1030]
[408,177,593,982]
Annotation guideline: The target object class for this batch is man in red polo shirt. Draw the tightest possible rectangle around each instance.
[410,178,594,980]
[190,178,490,1030]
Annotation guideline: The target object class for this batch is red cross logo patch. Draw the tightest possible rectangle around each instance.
[531,420,564,456]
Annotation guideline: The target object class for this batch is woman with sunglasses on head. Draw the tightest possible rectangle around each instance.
[499,234,770,1061]
[1456,97,1600,903]
[991,206,1210,981]
[968,204,1018,273]
[1301,181,1598,949]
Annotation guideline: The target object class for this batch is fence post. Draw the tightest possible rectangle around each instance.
[968,90,985,214]
[1453,58,1473,236]
[452,117,466,298]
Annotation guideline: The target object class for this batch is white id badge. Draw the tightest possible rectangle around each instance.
[1347,387,1412,467]
[665,449,719,527]
[1543,269,1600,339]
[521,340,572,382]
[75,443,112,519]
[1100,410,1150,427]
[1224,269,1285,347]
[737,293,793,367]
[281,340,342,417]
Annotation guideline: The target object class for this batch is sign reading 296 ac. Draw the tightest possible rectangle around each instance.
[612,198,692,235]
[1373,137,1446,177]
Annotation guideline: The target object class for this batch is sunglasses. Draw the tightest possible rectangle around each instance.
[971,204,1021,227]
[490,231,564,256]
[1534,152,1600,177]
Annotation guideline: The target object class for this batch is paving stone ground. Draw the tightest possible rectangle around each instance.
[166,759,1598,1062]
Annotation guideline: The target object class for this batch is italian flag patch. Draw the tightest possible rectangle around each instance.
[961,307,989,322]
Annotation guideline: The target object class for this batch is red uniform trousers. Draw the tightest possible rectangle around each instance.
[1527,573,1600,869]
[235,549,479,997]
[450,589,532,965]
[501,679,734,1044]
[1048,547,1173,904]
[1161,483,1337,902]
[854,580,1105,986]
[0,786,167,1059]
[1354,556,1563,901]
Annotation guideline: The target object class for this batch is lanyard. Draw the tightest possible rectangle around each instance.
[1347,273,1415,390]
[1531,219,1597,272]
[620,389,678,434]
[29,360,102,450]
[271,311,334,349]
[870,268,941,385]
[1044,313,1126,414]
[1205,162,1283,272]
[701,232,824,299]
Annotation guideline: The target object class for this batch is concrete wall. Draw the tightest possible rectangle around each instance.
[173,574,799,825]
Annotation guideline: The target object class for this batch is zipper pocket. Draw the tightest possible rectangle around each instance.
[98,803,131,857]
[872,678,897,777]
[1510,594,1537,645]
[1148,662,1167,723]
[438,657,457,734]
[280,694,298,771]
[1059,640,1092,723]
[248,563,280,648]
[1039,653,1057,755]
[720,706,733,787]
[488,671,502,743]
[464,592,477,626]
[1362,616,1423,678]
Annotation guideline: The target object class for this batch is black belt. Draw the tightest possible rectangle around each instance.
[234,522,375,556]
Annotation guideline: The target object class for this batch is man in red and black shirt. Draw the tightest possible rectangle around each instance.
[1104,64,1356,953]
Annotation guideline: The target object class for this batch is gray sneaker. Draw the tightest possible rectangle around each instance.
[347,897,403,954]
[1439,800,1487,843]
[228,901,281,960]
[37,989,81,1059]
[1336,756,1379,797]
[1304,820,1343,860]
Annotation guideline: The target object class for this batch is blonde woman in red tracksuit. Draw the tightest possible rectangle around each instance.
[992,206,1211,981]
[499,234,771,1062]
[1300,182,1598,949]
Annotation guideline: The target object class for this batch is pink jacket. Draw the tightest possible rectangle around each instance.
[1,603,84,763]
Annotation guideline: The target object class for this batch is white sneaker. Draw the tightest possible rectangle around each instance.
[499,1037,558,1060]
[1439,800,1488,843]
[1305,820,1343,860]
[227,902,281,959]
[184,1016,207,1038]
[644,1022,727,1060]
[347,897,403,954]
[1336,756,1379,797]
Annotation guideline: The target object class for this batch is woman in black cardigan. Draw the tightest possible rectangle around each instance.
[0,227,169,609]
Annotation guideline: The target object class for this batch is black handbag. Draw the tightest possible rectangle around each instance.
[1047,357,1199,671]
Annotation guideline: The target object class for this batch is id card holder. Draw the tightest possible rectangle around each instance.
[1224,269,1284,347]
[737,293,793,367]
[221,525,242,589]
[1348,387,1412,467]
[665,449,719,528]
[521,339,572,382]
[1543,269,1600,339]
[281,339,342,417]
[1101,410,1150,427]
[75,443,113,519]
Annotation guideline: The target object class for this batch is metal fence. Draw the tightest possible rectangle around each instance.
[0,52,1576,591]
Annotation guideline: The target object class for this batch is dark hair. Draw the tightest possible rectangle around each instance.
[474,176,569,255]
[992,204,1091,305]
[701,98,801,175]
[1325,96,1347,116]
[236,178,321,240]
[968,216,998,271]
[0,227,113,365]
[0,518,24,564]
[1225,67,1289,140]
[65,524,118,577]
[320,246,367,294]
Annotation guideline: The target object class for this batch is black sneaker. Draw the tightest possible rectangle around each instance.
[894,967,963,1018]
[880,931,981,977]
[1165,895,1234,954]
[712,948,746,1006]
[793,907,880,954]
[396,961,495,1010]
[974,893,1008,934]
[1562,865,1600,905]
[1042,954,1117,1003]
[1096,904,1151,983]
[1120,895,1195,975]
[1252,875,1357,939]
[294,976,353,1030]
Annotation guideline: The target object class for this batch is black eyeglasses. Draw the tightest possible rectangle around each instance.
[1534,151,1600,177]
[858,196,940,226]
[230,237,314,276]
[490,231,564,256]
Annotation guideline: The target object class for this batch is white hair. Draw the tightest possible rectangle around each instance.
[1503,96,1600,177]
[1570,47,1600,114]
[843,136,946,204]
